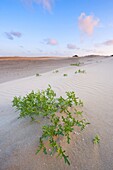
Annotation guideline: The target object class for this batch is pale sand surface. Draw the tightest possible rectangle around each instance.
[0,55,108,83]
[0,56,113,170]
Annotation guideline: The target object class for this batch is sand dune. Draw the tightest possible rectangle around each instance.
[0,56,113,170]
[0,55,108,83]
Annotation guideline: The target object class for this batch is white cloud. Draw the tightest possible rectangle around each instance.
[5,32,14,40]
[102,40,113,46]
[23,0,54,11]
[44,38,58,45]
[5,31,22,40]
[11,31,22,38]
[67,44,79,50]
[78,13,99,36]
[95,40,113,47]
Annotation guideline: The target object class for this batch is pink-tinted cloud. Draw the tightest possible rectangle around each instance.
[67,44,79,50]
[5,31,22,40]
[102,40,113,46]
[78,13,99,36]
[95,40,113,47]
[23,0,54,11]
[44,38,58,45]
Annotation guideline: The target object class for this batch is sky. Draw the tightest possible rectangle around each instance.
[1,0,113,57]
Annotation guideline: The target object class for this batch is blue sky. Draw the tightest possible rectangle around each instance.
[1,0,113,57]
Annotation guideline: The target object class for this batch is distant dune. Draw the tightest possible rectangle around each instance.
[0,55,110,83]
[0,56,66,61]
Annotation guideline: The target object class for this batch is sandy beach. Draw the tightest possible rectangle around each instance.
[0,55,113,170]
[0,55,108,83]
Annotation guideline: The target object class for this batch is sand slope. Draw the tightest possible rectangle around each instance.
[0,55,108,83]
[0,57,113,170]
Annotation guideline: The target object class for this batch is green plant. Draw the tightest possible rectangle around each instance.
[70,63,80,66]
[93,135,100,144]
[63,74,68,76]
[12,85,89,165]
[75,69,86,74]
[53,70,59,73]
[36,73,41,76]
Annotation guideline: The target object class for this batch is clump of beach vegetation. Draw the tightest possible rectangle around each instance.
[75,69,86,74]
[12,85,89,165]
[63,74,68,76]
[36,73,41,76]
[70,62,81,66]
[93,135,100,144]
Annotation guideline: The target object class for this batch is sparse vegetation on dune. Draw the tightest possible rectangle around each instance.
[93,135,100,144]
[63,74,68,76]
[75,69,86,74]
[70,62,81,66]
[12,85,89,165]
[36,73,41,76]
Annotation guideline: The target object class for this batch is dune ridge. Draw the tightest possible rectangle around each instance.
[0,55,109,83]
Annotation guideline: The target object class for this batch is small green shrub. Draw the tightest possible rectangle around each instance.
[70,63,80,66]
[75,69,86,74]
[63,74,68,76]
[12,85,89,165]
[36,73,41,76]
[93,135,100,144]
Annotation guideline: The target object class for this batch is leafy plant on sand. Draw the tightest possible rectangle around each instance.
[70,62,81,66]
[36,73,41,76]
[63,74,68,76]
[12,85,89,165]
[93,135,100,144]
[75,69,86,74]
